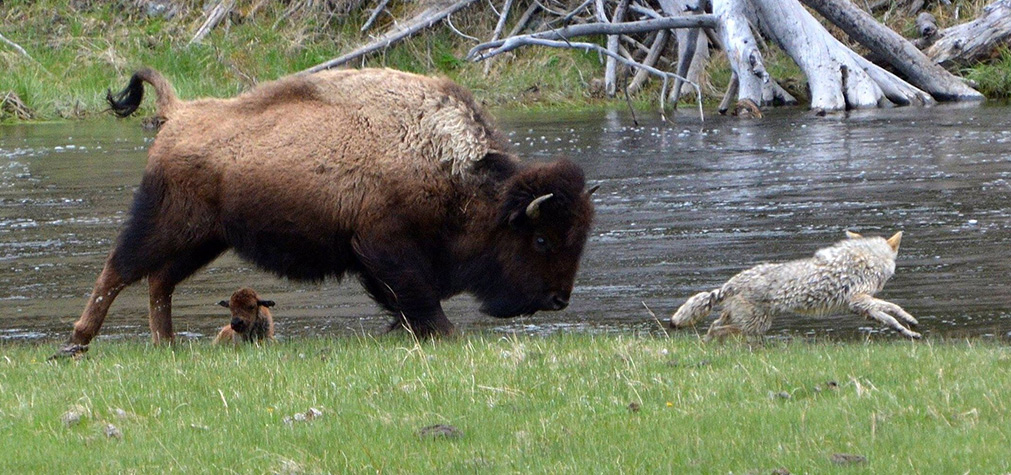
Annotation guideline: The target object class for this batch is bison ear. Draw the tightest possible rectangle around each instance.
[217,300,229,308]
[258,300,275,308]
[845,230,862,239]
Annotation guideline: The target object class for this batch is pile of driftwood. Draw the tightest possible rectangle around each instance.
[284,0,1007,113]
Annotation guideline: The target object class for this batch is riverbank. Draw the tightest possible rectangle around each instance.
[2,0,1007,122]
[2,334,1008,472]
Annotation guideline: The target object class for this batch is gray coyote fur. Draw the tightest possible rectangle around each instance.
[670,231,920,340]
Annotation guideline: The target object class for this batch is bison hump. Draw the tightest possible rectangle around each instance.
[311,69,503,177]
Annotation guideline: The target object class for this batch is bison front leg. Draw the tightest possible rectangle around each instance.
[353,236,455,339]
[67,261,129,346]
[146,270,177,344]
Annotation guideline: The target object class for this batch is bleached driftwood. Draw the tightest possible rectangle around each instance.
[627,30,669,94]
[483,0,516,74]
[305,0,480,73]
[922,0,1011,68]
[801,0,982,101]
[189,0,235,46]
[361,0,392,32]
[597,0,630,96]
[471,36,705,121]
[467,15,718,59]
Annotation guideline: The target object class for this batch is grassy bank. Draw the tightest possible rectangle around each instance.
[1,334,1008,473]
[2,1,1007,122]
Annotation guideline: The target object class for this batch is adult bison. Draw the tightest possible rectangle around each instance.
[57,67,595,354]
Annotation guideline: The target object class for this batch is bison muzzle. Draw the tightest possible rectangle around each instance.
[59,67,595,353]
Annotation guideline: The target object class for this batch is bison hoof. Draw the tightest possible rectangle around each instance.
[48,344,89,361]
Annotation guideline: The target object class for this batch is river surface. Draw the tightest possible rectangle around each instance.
[2,105,1010,342]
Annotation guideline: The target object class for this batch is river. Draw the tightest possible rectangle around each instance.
[2,105,1009,342]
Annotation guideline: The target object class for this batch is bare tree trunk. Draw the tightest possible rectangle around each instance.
[660,0,712,101]
[922,0,1011,68]
[597,0,631,96]
[742,0,934,110]
[628,30,670,94]
[801,0,983,101]
[712,0,768,105]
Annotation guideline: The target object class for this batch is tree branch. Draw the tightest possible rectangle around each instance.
[466,15,718,60]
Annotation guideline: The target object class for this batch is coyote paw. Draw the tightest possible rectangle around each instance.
[48,344,89,361]
[901,329,922,339]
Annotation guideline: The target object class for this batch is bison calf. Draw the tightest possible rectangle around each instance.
[58,67,595,354]
[213,288,275,345]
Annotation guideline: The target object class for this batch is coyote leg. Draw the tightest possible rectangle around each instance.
[849,294,921,339]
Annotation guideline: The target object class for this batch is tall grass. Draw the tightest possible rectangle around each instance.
[1,335,1008,473]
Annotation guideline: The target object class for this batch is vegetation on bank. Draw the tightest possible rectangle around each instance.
[1,334,1009,473]
[0,0,1007,122]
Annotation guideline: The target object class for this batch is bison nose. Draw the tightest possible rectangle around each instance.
[548,294,569,310]
[230,317,246,332]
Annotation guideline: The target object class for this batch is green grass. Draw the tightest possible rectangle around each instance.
[1,335,1008,473]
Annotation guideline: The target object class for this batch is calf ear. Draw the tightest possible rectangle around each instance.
[217,300,229,308]
[258,300,275,308]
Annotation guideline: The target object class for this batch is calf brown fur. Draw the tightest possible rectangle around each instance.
[213,288,275,345]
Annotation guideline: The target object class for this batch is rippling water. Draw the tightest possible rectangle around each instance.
[2,105,1010,342]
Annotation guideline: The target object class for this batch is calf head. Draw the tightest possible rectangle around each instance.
[218,288,274,336]
[476,158,596,317]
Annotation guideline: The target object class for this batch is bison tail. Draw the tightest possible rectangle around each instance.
[106,68,179,120]
[670,287,726,329]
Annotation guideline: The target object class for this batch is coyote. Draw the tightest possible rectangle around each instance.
[670,231,920,340]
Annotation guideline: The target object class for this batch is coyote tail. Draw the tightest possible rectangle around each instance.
[106,68,179,120]
[670,286,728,328]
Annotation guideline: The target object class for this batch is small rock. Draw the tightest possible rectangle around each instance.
[772,468,791,475]
[285,408,323,426]
[768,391,791,400]
[418,424,462,439]
[62,405,86,427]
[830,453,867,465]
[103,423,122,439]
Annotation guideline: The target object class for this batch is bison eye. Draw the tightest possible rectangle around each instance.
[533,235,551,253]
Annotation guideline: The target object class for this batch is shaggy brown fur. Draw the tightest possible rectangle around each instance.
[60,68,595,353]
[213,288,275,345]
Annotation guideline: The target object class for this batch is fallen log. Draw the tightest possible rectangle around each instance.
[800,0,983,101]
[922,0,1011,68]
[304,0,480,73]
[189,0,235,46]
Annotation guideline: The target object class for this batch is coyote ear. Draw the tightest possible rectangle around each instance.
[845,230,862,239]
[886,231,902,251]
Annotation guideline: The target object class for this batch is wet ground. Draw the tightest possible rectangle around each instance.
[2,104,1010,342]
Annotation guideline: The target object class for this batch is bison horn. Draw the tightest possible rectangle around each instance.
[525,193,554,219]
[586,184,600,196]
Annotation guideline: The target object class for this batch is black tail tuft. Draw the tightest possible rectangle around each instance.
[106,73,145,118]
